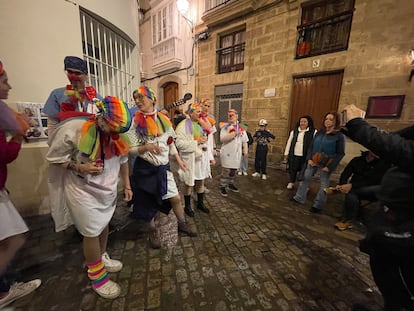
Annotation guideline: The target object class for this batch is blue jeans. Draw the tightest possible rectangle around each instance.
[293,165,331,210]
[239,155,248,173]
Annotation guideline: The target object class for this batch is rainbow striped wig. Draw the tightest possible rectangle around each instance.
[96,96,132,133]
[133,86,156,102]
[186,102,201,114]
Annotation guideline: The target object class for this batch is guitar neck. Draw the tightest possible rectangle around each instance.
[165,99,184,112]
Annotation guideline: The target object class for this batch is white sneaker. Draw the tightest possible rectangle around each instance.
[102,252,123,273]
[237,171,242,176]
[92,280,121,299]
[287,182,294,189]
[242,171,248,176]
[252,172,260,177]
[204,187,210,194]
[0,279,41,309]
[262,174,267,180]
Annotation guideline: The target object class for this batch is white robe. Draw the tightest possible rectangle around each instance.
[46,118,127,236]
[175,119,210,187]
[220,124,248,169]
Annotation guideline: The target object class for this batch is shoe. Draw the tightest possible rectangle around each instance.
[289,197,301,204]
[197,203,210,213]
[252,172,260,177]
[204,187,210,194]
[148,230,161,249]
[309,206,322,213]
[262,174,267,180]
[334,221,353,231]
[178,222,198,237]
[92,280,121,299]
[220,187,228,197]
[102,252,123,273]
[184,206,195,217]
[0,279,41,309]
[237,171,242,176]
[242,171,248,176]
[324,186,339,195]
[228,184,239,192]
[286,182,294,189]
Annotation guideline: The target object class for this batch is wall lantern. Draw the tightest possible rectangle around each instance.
[177,0,189,14]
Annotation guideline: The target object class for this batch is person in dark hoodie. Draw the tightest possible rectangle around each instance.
[333,150,390,231]
[342,104,414,311]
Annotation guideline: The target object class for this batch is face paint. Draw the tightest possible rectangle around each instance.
[67,73,82,82]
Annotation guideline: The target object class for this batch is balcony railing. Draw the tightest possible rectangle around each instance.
[204,0,233,13]
[151,36,183,75]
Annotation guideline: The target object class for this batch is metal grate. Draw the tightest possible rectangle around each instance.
[80,10,135,104]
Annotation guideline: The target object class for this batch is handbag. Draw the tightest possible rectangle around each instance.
[311,152,333,167]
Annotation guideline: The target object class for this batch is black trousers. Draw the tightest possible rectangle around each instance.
[342,185,381,221]
[254,147,268,174]
[370,252,414,310]
[287,155,305,182]
[361,210,414,311]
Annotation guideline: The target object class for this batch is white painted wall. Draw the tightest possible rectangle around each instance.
[0,0,140,216]
[0,0,139,107]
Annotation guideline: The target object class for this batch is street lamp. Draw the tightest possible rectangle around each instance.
[177,0,189,14]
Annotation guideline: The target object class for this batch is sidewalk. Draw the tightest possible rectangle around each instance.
[7,165,382,311]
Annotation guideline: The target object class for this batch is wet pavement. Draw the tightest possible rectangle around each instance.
[7,164,383,311]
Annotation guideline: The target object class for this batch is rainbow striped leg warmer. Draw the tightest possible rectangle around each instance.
[87,258,109,289]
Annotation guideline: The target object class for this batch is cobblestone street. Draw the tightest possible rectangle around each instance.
[8,165,383,311]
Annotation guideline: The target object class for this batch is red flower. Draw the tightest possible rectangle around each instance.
[111,133,120,140]
[84,86,97,100]
[167,136,174,145]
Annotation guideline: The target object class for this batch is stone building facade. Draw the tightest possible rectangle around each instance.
[194,0,414,164]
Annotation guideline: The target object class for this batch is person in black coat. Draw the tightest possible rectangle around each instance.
[283,115,316,189]
[333,150,391,231]
[343,104,414,311]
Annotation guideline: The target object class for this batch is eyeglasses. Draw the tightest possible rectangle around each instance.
[134,94,145,100]
[66,69,84,75]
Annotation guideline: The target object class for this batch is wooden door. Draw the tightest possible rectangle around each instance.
[163,82,179,120]
[289,70,343,131]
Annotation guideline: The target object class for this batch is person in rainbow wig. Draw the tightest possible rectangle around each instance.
[46,96,132,299]
[128,86,197,249]
[0,60,41,309]
[219,109,248,196]
[175,102,211,216]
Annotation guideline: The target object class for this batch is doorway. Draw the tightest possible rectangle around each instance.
[289,70,344,131]
[163,82,179,120]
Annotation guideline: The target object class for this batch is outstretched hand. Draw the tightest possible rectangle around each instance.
[342,104,366,124]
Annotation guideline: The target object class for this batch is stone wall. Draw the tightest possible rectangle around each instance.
[195,0,414,165]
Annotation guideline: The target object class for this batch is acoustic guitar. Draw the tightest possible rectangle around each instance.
[164,93,192,112]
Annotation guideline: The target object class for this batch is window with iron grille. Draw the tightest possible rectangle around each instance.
[217,29,246,74]
[80,10,135,103]
[296,0,355,59]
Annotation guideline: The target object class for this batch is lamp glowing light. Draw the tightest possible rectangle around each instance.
[177,0,189,14]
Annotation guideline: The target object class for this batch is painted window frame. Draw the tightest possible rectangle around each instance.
[296,0,355,59]
[216,28,246,74]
